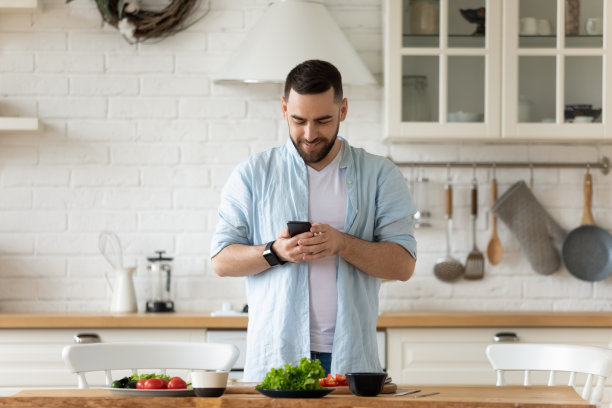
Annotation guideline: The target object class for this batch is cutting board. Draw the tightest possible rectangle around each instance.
[225,382,398,395]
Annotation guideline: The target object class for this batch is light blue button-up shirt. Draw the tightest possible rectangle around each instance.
[211,137,416,381]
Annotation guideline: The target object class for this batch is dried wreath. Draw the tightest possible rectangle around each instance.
[66,0,208,43]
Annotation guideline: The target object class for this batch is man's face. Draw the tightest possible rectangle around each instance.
[282,88,347,167]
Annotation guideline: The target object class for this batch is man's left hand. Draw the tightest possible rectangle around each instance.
[296,222,345,261]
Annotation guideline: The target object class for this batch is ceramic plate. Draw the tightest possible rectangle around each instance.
[256,388,334,398]
[106,388,195,397]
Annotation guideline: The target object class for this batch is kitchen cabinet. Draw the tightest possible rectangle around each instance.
[386,327,612,403]
[384,0,611,141]
[0,328,206,396]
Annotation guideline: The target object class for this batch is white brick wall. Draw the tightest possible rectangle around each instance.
[0,0,611,313]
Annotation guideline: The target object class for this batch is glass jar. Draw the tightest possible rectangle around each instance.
[565,0,580,35]
[409,0,439,35]
[402,75,431,122]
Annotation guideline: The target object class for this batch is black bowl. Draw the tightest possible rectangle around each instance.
[460,7,486,36]
[193,387,226,397]
[346,372,387,397]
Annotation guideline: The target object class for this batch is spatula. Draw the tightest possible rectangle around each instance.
[465,177,484,279]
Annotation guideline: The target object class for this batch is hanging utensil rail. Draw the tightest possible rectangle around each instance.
[392,156,610,175]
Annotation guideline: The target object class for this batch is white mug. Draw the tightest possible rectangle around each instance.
[520,17,538,36]
[537,19,552,35]
[586,18,603,35]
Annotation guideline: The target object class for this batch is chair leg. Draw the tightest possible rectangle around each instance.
[523,370,531,386]
[78,373,88,389]
[496,370,504,386]
[547,370,555,386]
[582,373,593,402]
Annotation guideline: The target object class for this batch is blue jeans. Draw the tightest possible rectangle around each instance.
[311,351,332,375]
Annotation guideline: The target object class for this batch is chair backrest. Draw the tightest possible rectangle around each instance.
[62,342,239,388]
[486,343,612,404]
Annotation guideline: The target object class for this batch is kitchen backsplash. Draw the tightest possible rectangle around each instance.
[1,0,611,313]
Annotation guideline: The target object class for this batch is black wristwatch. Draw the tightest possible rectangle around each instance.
[263,240,285,267]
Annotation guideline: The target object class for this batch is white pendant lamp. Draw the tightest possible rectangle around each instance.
[214,0,376,85]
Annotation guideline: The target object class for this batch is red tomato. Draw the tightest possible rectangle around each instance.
[318,378,326,387]
[144,378,164,389]
[323,374,337,387]
[168,378,187,389]
[136,379,146,389]
[159,378,168,389]
[335,374,347,386]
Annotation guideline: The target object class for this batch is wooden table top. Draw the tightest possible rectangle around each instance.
[4,385,594,408]
[2,311,612,329]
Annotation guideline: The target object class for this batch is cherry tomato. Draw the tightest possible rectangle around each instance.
[168,378,187,389]
[144,378,164,389]
[136,379,146,389]
[323,374,337,386]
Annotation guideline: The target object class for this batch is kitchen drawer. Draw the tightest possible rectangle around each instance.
[387,327,612,386]
[387,327,612,405]
[0,328,206,396]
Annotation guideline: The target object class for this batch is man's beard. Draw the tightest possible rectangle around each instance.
[290,122,339,165]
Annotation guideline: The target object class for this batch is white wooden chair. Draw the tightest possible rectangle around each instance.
[486,343,612,405]
[62,342,239,388]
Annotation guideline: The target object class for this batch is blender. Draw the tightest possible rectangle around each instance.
[146,250,175,313]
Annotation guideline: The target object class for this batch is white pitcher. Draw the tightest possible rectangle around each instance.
[106,267,138,313]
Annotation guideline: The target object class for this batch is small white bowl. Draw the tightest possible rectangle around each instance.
[573,116,594,123]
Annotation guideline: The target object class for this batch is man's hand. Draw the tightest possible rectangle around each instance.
[295,222,345,261]
[272,227,317,263]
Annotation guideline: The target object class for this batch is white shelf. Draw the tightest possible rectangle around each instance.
[0,0,39,12]
[0,117,40,132]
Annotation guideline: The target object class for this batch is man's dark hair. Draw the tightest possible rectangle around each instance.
[284,59,343,104]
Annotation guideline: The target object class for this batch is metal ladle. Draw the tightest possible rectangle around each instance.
[434,167,465,281]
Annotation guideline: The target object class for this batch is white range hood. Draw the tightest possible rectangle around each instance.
[214,0,376,85]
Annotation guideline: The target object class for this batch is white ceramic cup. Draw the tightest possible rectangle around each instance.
[537,19,552,35]
[573,116,593,123]
[191,371,229,397]
[520,17,538,35]
[586,18,603,35]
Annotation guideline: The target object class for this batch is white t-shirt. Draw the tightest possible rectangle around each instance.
[307,149,347,353]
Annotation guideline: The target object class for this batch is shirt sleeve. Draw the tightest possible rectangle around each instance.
[374,162,417,260]
[210,162,253,258]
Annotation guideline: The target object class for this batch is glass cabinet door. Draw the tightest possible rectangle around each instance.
[503,0,606,139]
[384,0,502,140]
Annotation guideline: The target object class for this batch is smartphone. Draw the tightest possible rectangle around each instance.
[287,221,312,237]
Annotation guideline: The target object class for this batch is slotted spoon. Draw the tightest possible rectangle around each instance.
[465,175,484,279]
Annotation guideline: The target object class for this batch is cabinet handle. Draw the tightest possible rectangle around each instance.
[74,333,102,343]
[493,332,519,342]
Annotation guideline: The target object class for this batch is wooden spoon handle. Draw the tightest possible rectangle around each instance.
[491,178,498,229]
[445,184,452,218]
[581,173,595,226]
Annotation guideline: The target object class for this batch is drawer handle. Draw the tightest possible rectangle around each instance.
[493,332,519,342]
[74,333,102,344]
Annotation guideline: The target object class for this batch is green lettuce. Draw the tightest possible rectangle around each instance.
[256,357,325,390]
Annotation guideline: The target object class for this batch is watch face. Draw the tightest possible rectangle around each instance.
[264,242,280,266]
[264,250,280,266]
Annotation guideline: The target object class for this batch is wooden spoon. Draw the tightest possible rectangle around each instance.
[486,178,503,265]
[580,172,595,226]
